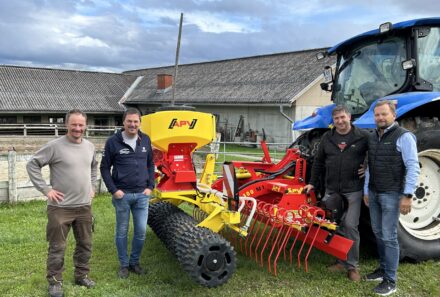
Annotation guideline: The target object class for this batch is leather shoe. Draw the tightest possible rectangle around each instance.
[75,276,95,288]
[327,263,345,272]
[129,264,146,275]
[118,267,129,279]
[348,269,361,282]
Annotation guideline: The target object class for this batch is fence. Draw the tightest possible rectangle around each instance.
[0,141,291,204]
[0,124,120,137]
[0,151,107,203]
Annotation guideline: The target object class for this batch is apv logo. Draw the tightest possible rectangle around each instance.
[168,118,197,129]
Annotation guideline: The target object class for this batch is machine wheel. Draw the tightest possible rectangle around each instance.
[398,126,440,261]
[180,227,236,288]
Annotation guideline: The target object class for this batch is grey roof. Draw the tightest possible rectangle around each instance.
[124,48,335,105]
[0,65,137,113]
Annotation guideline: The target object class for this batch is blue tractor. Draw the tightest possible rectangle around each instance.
[293,18,440,261]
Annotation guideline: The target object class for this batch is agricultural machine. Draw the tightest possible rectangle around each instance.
[141,109,353,287]
[293,18,440,261]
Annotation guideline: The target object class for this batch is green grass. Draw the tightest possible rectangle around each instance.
[0,195,439,297]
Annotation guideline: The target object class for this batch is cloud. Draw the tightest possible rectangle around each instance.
[0,0,439,72]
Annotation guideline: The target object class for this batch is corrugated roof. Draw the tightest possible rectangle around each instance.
[0,65,137,113]
[123,48,335,105]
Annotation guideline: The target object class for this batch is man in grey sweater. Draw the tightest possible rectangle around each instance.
[27,109,98,297]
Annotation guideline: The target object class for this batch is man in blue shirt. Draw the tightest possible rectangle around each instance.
[100,108,155,279]
[363,100,420,296]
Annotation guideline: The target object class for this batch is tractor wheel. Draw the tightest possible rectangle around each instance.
[180,227,236,288]
[398,126,440,261]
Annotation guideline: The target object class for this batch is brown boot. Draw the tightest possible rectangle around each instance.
[327,263,346,272]
[348,269,361,282]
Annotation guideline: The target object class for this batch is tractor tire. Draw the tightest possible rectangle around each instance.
[180,227,236,288]
[398,125,440,261]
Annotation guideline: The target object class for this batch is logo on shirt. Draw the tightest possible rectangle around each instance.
[142,147,147,152]
[168,118,197,129]
[338,142,347,151]
[119,148,130,155]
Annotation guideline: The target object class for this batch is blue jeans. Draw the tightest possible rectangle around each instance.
[112,193,149,268]
[368,190,401,283]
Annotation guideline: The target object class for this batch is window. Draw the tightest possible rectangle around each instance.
[0,116,17,124]
[23,116,41,124]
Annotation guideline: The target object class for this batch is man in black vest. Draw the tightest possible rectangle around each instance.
[304,105,369,282]
[364,100,420,296]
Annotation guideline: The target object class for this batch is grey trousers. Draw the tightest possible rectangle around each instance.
[325,190,363,270]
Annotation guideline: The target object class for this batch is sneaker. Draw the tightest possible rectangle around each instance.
[347,269,361,282]
[118,267,129,279]
[74,276,96,288]
[327,263,346,272]
[48,278,64,297]
[373,279,397,296]
[129,264,146,275]
[366,268,384,282]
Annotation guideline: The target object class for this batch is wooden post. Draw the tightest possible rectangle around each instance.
[8,149,17,204]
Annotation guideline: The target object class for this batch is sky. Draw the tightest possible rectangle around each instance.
[0,0,439,73]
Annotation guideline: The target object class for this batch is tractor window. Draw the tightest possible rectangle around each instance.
[418,27,440,91]
[333,37,407,115]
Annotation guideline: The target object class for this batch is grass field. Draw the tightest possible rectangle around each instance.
[0,195,439,297]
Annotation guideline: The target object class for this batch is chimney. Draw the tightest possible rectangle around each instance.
[157,74,173,91]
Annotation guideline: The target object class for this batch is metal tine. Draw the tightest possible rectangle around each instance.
[267,210,288,274]
[261,206,284,270]
[304,208,326,272]
[297,205,313,270]
[271,210,298,276]
[255,203,276,266]
[248,201,267,257]
[289,224,302,265]
[253,203,272,262]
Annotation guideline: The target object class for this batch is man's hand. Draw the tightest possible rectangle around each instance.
[363,195,369,207]
[400,196,412,215]
[303,184,314,194]
[113,190,125,199]
[143,188,152,196]
[358,164,365,178]
[90,190,95,199]
[47,189,64,203]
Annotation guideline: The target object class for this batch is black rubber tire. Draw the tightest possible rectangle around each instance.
[180,228,236,288]
[398,224,440,262]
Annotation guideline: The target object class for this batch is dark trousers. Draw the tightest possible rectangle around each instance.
[46,205,93,282]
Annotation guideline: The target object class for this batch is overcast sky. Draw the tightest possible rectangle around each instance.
[0,0,438,73]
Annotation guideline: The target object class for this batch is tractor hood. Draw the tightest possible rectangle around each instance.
[354,92,440,128]
[293,104,335,130]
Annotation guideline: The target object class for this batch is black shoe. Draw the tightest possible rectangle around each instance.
[75,276,96,288]
[366,268,384,282]
[129,264,146,275]
[48,278,64,297]
[118,267,129,279]
[373,279,397,296]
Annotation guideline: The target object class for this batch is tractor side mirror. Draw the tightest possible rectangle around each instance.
[320,82,332,92]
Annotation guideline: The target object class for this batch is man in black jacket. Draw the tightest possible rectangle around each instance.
[304,105,369,281]
[100,108,155,279]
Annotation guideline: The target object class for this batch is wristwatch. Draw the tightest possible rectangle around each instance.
[404,193,413,199]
